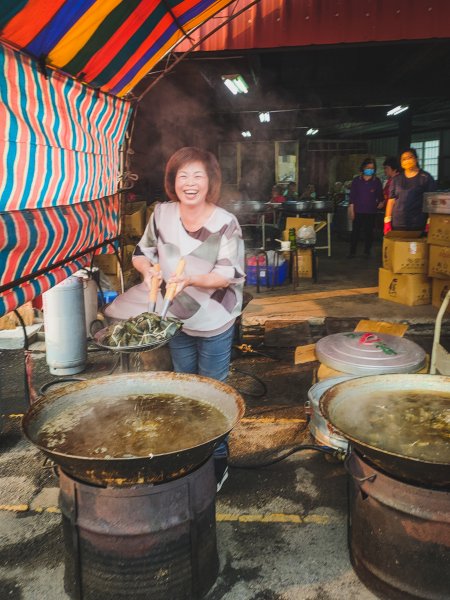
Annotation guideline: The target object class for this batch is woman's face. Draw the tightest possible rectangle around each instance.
[401,152,418,170]
[175,160,209,206]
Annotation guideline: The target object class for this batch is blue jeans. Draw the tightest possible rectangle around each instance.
[168,325,235,382]
[168,325,235,457]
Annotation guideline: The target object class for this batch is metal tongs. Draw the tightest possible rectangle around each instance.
[148,258,185,319]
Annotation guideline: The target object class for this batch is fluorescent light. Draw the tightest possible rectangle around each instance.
[387,105,409,116]
[234,75,248,94]
[259,112,270,123]
[223,79,239,95]
[222,74,249,95]
[241,131,251,138]
[306,128,319,135]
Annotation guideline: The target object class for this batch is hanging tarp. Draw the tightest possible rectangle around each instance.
[0,195,120,315]
[0,0,234,98]
[0,44,131,316]
[0,44,130,211]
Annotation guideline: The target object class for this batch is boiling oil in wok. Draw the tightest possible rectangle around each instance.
[37,394,229,458]
[330,390,450,463]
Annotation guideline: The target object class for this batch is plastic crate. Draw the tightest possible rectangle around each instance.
[97,290,119,306]
[246,260,288,286]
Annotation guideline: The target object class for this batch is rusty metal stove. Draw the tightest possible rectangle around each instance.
[59,456,218,600]
[347,451,450,600]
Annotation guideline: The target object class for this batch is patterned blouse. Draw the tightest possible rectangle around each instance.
[134,202,245,337]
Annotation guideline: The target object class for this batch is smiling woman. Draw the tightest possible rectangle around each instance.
[106,147,246,489]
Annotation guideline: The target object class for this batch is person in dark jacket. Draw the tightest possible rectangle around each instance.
[384,148,436,234]
[382,156,400,205]
[348,158,384,257]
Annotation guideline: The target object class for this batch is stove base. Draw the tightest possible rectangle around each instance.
[347,453,450,600]
[59,457,218,600]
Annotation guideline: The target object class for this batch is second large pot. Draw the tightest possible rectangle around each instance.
[22,372,245,486]
[320,374,450,487]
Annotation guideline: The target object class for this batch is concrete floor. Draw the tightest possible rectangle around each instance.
[0,350,378,600]
[0,234,446,600]
[243,234,442,330]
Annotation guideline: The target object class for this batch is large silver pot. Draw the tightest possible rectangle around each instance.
[284,200,311,211]
[311,199,333,211]
[307,375,358,451]
[229,200,266,214]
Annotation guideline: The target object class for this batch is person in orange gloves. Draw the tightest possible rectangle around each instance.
[384,148,436,235]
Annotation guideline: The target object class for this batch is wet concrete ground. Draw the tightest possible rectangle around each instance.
[0,235,446,600]
[0,346,380,600]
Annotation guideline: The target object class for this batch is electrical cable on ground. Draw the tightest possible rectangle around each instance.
[230,443,346,469]
[230,365,267,397]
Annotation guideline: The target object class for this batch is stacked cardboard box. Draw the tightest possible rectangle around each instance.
[427,214,450,312]
[378,231,431,306]
[93,244,136,277]
[282,217,316,279]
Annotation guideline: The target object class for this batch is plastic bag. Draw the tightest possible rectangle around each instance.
[297,225,316,245]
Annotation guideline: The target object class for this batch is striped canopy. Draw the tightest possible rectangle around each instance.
[0,0,233,97]
[0,44,130,315]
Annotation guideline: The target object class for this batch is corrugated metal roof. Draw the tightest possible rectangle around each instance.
[176,0,450,53]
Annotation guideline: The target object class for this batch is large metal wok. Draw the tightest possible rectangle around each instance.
[320,374,450,487]
[22,372,245,487]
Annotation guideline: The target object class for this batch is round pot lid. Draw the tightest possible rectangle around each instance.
[315,331,426,375]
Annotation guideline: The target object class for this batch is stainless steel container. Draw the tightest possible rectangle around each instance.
[306,376,357,450]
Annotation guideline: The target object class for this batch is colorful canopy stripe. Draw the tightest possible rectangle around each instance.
[0,44,130,315]
[0,194,121,315]
[0,0,234,97]
[0,255,91,316]
[0,44,131,211]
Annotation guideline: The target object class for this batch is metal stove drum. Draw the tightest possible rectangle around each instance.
[22,372,245,600]
[59,458,218,600]
[321,374,450,600]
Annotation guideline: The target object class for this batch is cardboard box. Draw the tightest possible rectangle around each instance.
[107,269,140,293]
[378,268,430,306]
[428,245,450,279]
[432,278,450,312]
[93,252,118,275]
[384,230,422,239]
[122,244,136,271]
[427,214,450,247]
[423,191,450,215]
[123,201,146,237]
[296,248,313,278]
[382,237,428,274]
[146,202,157,225]
[0,302,34,330]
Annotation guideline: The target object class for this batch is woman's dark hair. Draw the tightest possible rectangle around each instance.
[382,156,400,171]
[360,157,377,172]
[164,146,222,204]
[400,147,420,168]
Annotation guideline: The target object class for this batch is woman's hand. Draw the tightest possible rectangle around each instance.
[143,265,162,291]
[348,204,355,221]
[166,274,192,296]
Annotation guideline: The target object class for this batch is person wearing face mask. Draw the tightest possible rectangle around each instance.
[347,158,384,258]
[384,148,436,235]
[382,156,400,205]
